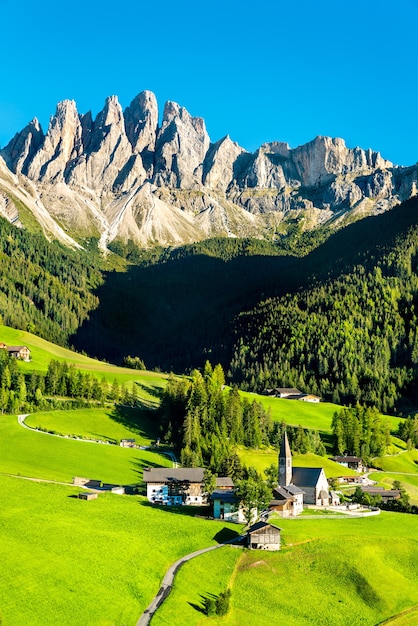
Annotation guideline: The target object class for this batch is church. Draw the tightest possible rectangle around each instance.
[269,431,330,517]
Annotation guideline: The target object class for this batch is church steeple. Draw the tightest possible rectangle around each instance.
[278,430,292,487]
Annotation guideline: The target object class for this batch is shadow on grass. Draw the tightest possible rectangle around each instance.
[212,527,241,543]
[136,382,164,402]
[108,404,161,441]
[189,592,218,615]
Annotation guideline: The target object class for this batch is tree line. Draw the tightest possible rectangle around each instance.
[331,405,391,461]
[0,352,139,413]
[159,361,326,478]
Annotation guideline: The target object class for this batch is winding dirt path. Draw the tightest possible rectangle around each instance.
[137,538,240,626]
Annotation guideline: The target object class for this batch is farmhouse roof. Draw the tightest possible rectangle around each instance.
[143,467,205,483]
[333,456,362,463]
[210,489,237,503]
[276,387,302,395]
[7,345,29,351]
[246,521,282,534]
[292,467,323,488]
[361,487,400,497]
[215,477,234,488]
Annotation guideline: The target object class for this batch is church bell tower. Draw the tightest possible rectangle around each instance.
[278,430,292,487]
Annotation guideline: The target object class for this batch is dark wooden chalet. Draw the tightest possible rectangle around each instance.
[246,521,282,550]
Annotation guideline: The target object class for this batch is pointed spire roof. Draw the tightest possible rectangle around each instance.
[280,430,292,459]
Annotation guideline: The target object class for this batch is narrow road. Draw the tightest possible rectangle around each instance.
[137,538,240,626]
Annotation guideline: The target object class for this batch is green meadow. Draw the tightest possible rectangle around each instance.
[240,391,402,434]
[25,406,159,446]
[0,413,170,484]
[0,475,239,626]
[371,449,418,473]
[157,513,418,626]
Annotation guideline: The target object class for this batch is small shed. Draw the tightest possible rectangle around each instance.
[78,492,98,501]
[246,521,282,551]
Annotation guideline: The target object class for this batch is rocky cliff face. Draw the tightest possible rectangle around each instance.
[1,90,418,249]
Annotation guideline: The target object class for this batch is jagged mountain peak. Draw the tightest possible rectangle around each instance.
[0,89,417,250]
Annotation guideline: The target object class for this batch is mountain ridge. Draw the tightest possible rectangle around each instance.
[1,90,418,249]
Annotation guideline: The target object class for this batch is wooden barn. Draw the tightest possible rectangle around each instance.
[246,521,282,550]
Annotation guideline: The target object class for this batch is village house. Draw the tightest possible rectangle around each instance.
[143,467,205,506]
[333,455,364,472]
[245,521,282,550]
[4,345,31,361]
[298,394,321,403]
[269,484,304,517]
[210,477,252,523]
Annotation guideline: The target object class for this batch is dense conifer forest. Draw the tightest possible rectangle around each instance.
[229,222,418,412]
[0,219,102,345]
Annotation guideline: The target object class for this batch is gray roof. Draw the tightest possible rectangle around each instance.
[210,489,237,503]
[247,521,282,534]
[362,487,400,496]
[292,467,324,488]
[272,487,292,502]
[143,467,204,483]
[216,477,234,488]
[283,483,305,496]
[333,456,362,463]
[273,484,305,501]
[276,388,302,395]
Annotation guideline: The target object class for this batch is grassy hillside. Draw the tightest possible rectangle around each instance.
[371,449,418,473]
[242,392,402,433]
[0,413,169,484]
[24,407,160,446]
[156,512,418,626]
[0,324,169,405]
[0,476,239,626]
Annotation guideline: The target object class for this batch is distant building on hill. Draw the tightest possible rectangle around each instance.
[2,345,31,361]
[332,456,364,472]
[262,387,320,402]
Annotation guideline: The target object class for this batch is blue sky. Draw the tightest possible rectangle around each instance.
[1,0,417,165]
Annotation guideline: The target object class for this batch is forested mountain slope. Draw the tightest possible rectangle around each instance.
[71,195,418,410]
[0,218,102,345]
[230,197,418,412]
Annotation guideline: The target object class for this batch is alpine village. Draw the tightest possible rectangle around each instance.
[1,88,418,626]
